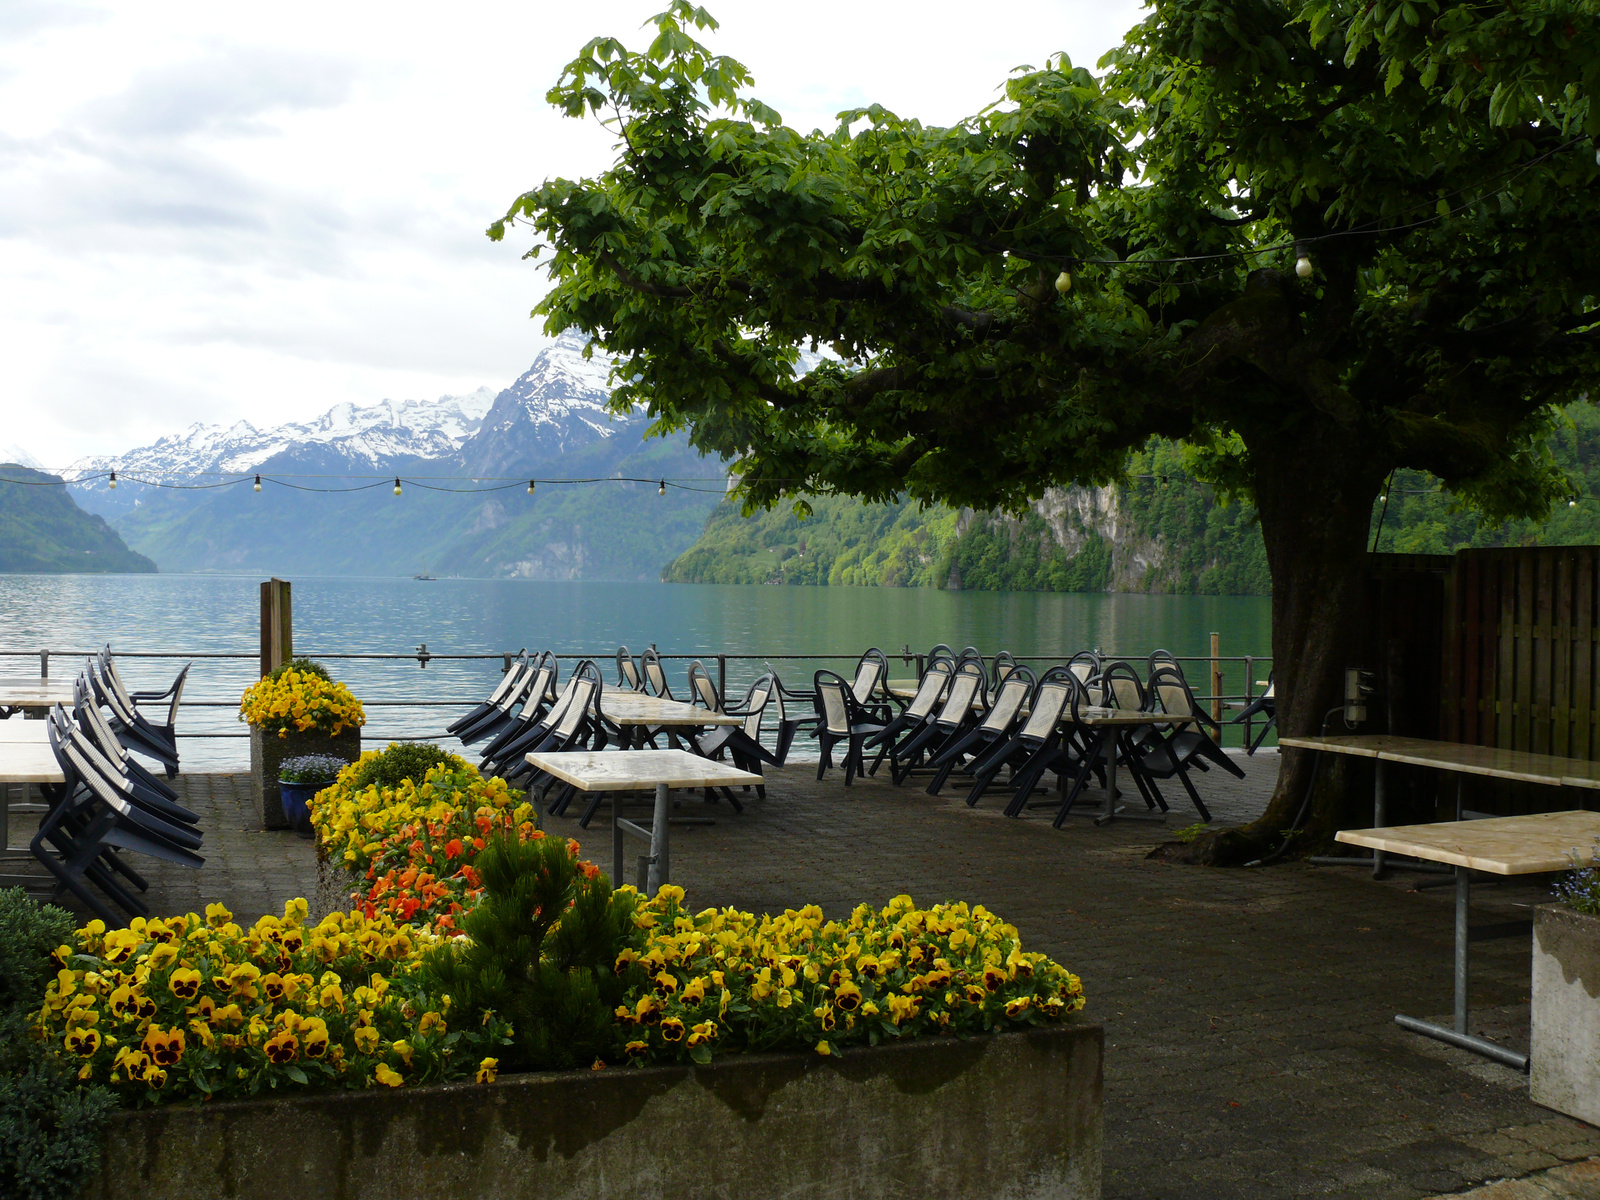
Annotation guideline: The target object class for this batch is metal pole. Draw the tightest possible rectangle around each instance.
[717,654,727,708]
[39,650,48,680]
[1455,868,1470,1034]
[1209,632,1222,723]
[612,793,624,887]
[1242,656,1254,750]
[647,782,670,896]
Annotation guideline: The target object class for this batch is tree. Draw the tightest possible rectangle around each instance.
[493,0,1600,860]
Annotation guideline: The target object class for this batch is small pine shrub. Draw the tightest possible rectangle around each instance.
[0,889,115,1200]
[347,742,459,794]
[421,835,642,1071]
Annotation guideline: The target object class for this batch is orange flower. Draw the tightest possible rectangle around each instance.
[444,839,463,859]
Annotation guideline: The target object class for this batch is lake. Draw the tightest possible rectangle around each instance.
[0,574,1273,767]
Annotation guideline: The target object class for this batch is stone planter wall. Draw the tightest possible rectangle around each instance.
[249,726,360,830]
[1532,903,1600,1125]
[94,1024,1103,1200]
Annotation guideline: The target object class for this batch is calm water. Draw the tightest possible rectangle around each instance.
[0,574,1273,766]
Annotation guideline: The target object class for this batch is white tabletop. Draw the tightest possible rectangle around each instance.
[1335,810,1600,875]
[599,693,741,727]
[1073,707,1192,727]
[0,721,51,743]
[0,742,65,784]
[0,679,74,708]
[1281,734,1600,791]
[525,748,762,792]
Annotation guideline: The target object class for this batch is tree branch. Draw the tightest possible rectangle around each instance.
[596,250,693,298]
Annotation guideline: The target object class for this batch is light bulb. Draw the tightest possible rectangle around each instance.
[658,480,667,497]
[393,477,402,496]
[1295,254,1313,279]
[108,470,117,489]
[527,479,536,495]
[1379,493,1387,504]
[1055,270,1072,294]
[1571,498,1579,507]
[253,474,262,492]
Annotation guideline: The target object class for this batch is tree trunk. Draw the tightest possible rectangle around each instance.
[1192,423,1387,865]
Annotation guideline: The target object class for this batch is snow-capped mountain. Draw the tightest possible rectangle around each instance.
[66,387,497,482]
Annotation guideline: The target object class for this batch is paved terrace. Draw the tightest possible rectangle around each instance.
[25,755,1600,1199]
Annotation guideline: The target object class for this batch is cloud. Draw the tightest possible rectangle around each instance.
[0,0,1147,468]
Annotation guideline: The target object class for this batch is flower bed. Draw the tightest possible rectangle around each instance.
[33,900,510,1105]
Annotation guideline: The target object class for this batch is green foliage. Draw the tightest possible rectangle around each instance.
[347,742,461,793]
[419,836,642,1071]
[0,466,157,574]
[1555,838,1600,915]
[267,657,330,683]
[0,890,114,1200]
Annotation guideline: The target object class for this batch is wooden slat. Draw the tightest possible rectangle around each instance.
[1497,554,1517,749]
[1461,552,1483,745]
[1553,551,1575,758]
[1533,549,1555,755]
[1579,548,1598,760]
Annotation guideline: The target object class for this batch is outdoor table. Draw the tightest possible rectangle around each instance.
[1334,810,1600,1072]
[524,748,761,895]
[0,720,51,742]
[0,740,64,890]
[1281,734,1600,876]
[1065,707,1194,825]
[0,678,74,719]
[598,689,741,750]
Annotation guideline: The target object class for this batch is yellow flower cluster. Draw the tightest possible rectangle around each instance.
[239,669,365,739]
[308,752,524,874]
[613,888,1084,1063]
[33,899,510,1104]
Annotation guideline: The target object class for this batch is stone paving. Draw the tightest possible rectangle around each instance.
[13,750,1600,1199]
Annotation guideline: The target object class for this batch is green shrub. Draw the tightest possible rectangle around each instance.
[420,835,641,1071]
[0,889,115,1200]
[267,656,330,682]
[347,742,459,793]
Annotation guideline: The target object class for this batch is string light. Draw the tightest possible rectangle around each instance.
[658,479,667,496]
[107,470,117,489]
[1055,270,1072,294]
[527,479,536,495]
[1294,243,1313,279]
[254,474,262,492]
[393,477,402,497]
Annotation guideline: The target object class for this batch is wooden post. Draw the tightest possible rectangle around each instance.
[260,578,293,678]
[1210,631,1223,724]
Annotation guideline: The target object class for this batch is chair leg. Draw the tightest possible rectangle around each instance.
[1176,765,1212,822]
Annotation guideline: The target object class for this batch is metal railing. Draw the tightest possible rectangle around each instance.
[1,644,1275,760]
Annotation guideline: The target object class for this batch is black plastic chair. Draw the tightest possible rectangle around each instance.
[989,650,1019,693]
[90,658,179,777]
[764,670,815,765]
[813,670,887,786]
[640,648,673,699]
[477,654,559,763]
[1232,671,1277,754]
[455,656,542,746]
[447,650,527,735]
[848,648,896,721]
[616,646,645,691]
[1133,665,1248,821]
[925,665,1035,796]
[888,660,986,785]
[959,666,1088,814]
[864,658,953,772]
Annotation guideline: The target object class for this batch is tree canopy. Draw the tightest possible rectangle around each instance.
[495,0,1600,854]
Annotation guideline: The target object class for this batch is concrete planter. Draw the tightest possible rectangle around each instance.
[94,1023,1103,1200]
[1532,903,1600,1124]
[312,849,358,921]
[249,726,360,831]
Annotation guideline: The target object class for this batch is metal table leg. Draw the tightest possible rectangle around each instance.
[1312,758,1448,873]
[647,782,669,895]
[612,792,624,887]
[1393,869,1529,1071]
[1093,732,1165,826]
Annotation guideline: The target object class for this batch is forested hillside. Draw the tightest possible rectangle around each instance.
[664,404,1600,595]
[0,466,158,573]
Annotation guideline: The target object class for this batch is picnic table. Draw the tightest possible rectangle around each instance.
[598,688,741,749]
[525,748,761,895]
[1281,734,1600,875]
[1335,810,1600,1071]
[0,677,74,719]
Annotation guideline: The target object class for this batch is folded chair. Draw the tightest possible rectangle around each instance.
[925,665,1036,796]
[89,659,179,777]
[848,648,896,721]
[813,671,888,787]
[863,658,953,773]
[455,657,541,746]
[448,650,527,735]
[119,656,191,750]
[71,683,197,824]
[1131,664,1248,821]
[478,653,559,763]
[616,646,644,691]
[640,648,673,699]
[888,659,986,785]
[958,666,1090,814]
[989,650,1019,693]
[36,710,203,925]
[1231,670,1276,754]
[494,664,602,786]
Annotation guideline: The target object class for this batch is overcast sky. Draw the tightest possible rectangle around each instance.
[0,0,1146,468]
